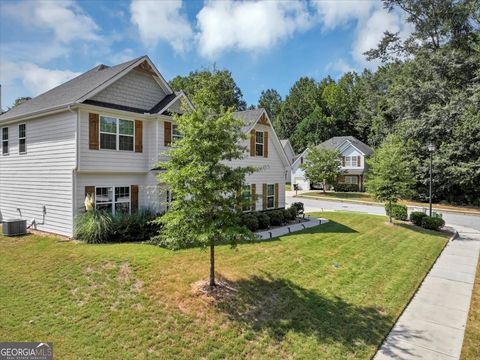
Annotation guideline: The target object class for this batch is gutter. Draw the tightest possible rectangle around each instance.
[70,105,79,235]
[0,103,73,125]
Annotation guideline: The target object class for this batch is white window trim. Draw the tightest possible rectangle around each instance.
[172,123,183,143]
[1,127,8,156]
[266,184,275,209]
[95,186,131,215]
[344,156,358,167]
[255,130,264,157]
[18,123,26,155]
[99,116,135,152]
[345,176,358,185]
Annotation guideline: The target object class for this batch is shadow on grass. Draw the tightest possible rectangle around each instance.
[214,274,393,350]
[305,220,358,234]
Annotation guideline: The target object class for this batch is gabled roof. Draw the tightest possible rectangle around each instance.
[0,55,175,123]
[233,108,290,168]
[233,108,265,133]
[318,136,374,155]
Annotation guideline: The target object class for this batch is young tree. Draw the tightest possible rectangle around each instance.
[154,102,255,287]
[365,135,415,222]
[301,146,342,193]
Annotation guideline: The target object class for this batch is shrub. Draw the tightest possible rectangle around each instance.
[111,208,161,242]
[268,210,284,226]
[410,211,427,226]
[385,203,408,221]
[334,183,359,192]
[284,207,297,221]
[421,216,445,231]
[256,212,270,230]
[241,213,259,232]
[74,210,113,244]
[290,202,304,216]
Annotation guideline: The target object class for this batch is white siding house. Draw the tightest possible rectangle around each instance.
[280,139,295,183]
[0,56,288,237]
[291,136,374,191]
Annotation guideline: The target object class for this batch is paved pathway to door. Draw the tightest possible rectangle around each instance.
[375,225,480,359]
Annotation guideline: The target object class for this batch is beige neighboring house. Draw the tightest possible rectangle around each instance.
[291,136,374,191]
[280,139,296,183]
[0,56,289,237]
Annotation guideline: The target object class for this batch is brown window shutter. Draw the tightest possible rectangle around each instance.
[274,183,279,208]
[357,155,361,167]
[131,185,139,213]
[262,184,267,210]
[164,121,172,147]
[251,184,256,211]
[342,156,345,166]
[85,186,95,200]
[250,129,256,156]
[89,113,99,150]
[135,120,143,153]
[263,131,268,158]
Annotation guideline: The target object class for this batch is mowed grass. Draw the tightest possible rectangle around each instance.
[0,213,448,359]
[461,258,480,359]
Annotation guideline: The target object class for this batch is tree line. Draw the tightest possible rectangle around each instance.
[170,0,479,205]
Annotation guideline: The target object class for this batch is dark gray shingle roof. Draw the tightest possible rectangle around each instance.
[233,108,265,132]
[0,56,145,122]
[317,136,374,155]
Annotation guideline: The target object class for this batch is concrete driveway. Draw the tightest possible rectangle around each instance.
[286,193,480,231]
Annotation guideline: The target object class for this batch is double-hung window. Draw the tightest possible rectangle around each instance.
[95,186,131,214]
[19,124,26,154]
[1,127,8,155]
[241,185,251,211]
[100,116,134,151]
[172,124,183,143]
[267,184,275,209]
[255,131,264,156]
[344,156,358,167]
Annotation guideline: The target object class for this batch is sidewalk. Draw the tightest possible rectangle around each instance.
[375,226,480,359]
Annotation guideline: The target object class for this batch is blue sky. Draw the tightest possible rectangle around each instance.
[0,0,411,109]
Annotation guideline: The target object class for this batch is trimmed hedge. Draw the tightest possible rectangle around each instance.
[410,211,427,226]
[241,213,259,232]
[421,216,445,230]
[291,202,304,216]
[256,212,270,230]
[334,183,359,192]
[269,210,284,226]
[385,203,408,221]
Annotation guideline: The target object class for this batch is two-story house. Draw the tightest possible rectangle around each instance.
[291,136,374,191]
[0,56,289,237]
[280,139,296,183]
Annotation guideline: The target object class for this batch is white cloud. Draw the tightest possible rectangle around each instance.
[313,0,376,30]
[130,0,193,52]
[3,0,99,43]
[325,58,356,75]
[196,0,313,58]
[1,61,81,96]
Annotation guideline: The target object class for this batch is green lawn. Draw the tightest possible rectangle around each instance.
[461,258,480,359]
[0,213,448,359]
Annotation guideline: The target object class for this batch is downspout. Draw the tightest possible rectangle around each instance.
[69,105,79,238]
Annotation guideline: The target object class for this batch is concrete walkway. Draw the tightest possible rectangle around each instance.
[256,217,328,240]
[375,226,480,360]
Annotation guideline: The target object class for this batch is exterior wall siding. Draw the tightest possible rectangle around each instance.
[91,70,167,110]
[0,111,76,236]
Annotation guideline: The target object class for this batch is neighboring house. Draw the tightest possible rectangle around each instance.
[280,139,296,183]
[291,136,374,191]
[0,56,289,237]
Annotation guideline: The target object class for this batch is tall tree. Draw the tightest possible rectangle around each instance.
[258,89,283,131]
[170,67,247,112]
[153,100,255,287]
[12,97,32,108]
[366,135,415,222]
[301,146,342,193]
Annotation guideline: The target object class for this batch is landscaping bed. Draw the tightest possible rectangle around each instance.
[0,212,448,359]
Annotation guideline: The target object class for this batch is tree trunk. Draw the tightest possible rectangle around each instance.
[209,239,216,287]
[388,199,393,223]
[323,180,326,193]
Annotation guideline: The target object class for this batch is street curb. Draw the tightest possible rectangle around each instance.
[295,194,480,216]
[372,229,458,359]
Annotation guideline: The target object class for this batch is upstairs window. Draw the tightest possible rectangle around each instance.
[1,127,8,155]
[344,156,358,167]
[255,131,264,156]
[19,124,26,154]
[100,116,134,151]
[172,124,183,143]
